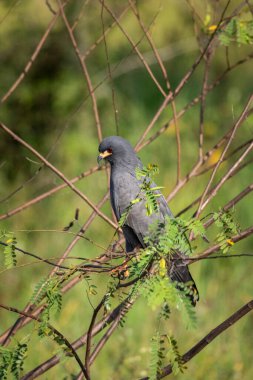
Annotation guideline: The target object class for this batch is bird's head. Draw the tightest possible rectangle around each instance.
[97,136,139,168]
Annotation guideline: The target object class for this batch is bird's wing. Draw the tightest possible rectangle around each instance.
[126,199,160,247]
[124,179,171,248]
[110,171,164,248]
[111,171,199,305]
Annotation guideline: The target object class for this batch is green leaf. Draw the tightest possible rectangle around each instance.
[166,335,185,375]
[0,347,12,380]
[2,232,17,269]
[10,343,28,379]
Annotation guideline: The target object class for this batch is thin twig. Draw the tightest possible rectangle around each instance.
[203,183,253,229]
[21,295,133,380]
[196,225,253,260]
[194,94,253,218]
[199,54,211,161]
[0,166,101,221]
[85,297,106,379]
[82,4,130,59]
[200,140,253,214]
[0,2,68,104]
[0,122,116,229]
[0,303,88,379]
[1,193,109,346]
[177,174,253,218]
[100,0,167,98]
[128,0,181,183]
[140,300,253,379]
[101,0,120,135]
[135,0,232,150]
[139,53,253,153]
[57,0,103,143]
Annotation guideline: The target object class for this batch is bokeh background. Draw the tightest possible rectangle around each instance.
[0,0,253,379]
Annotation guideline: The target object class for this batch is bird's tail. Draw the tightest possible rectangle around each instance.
[167,254,199,306]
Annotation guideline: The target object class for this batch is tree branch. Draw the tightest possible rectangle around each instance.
[140,300,253,379]
[0,303,88,380]
[0,122,117,229]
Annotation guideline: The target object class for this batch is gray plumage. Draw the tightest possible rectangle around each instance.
[98,136,199,305]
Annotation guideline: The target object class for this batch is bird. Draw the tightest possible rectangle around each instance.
[97,136,199,306]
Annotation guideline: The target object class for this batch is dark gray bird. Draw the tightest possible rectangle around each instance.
[97,136,199,305]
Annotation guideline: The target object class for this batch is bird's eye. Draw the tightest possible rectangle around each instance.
[107,148,113,154]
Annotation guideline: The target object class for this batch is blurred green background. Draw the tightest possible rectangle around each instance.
[0,0,253,379]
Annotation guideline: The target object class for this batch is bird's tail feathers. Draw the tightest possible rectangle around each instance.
[167,257,199,307]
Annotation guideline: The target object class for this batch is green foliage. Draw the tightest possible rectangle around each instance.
[129,246,155,278]
[31,277,72,356]
[1,232,17,269]
[0,1,252,378]
[140,275,196,329]
[88,283,98,296]
[183,218,206,240]
[30,276,63,338]
[166,335,185,375]
[219,16,253,46]
[118,198,141,228]
[45,279,62,315]
[136,164,163,216]
[118,164,162,228]
[159,302,171,320]
[213,210,239,253]
[177,285,197,329]
[118,201,241,375]
[136,163,160,179]
[31,276,62,312]
[116,174,240,375]
[141,276,180,309]
[10,342,28,380]
[148,333,185,378]
[0,342,28,380]
[145,217,192,257]
[30,276,49,305]
[103,280,118,315]
[144,214,210,259]
[149,332,164,380]
[42,328,73,358]
[0,347,12,380]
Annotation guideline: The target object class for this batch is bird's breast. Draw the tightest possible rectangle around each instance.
[110,171,140,220]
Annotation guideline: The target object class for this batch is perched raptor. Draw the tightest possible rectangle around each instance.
[97,136,199,305]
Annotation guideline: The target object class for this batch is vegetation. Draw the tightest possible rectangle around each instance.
[0,0,253,379]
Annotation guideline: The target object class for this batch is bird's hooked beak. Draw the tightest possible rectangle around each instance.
[97,150,112,164]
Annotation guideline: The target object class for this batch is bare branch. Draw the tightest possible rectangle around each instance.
[0,122,116,229]
[100,0,167,98]
[85,297,106,379]
[139,53,253,154]
[57,0,103,143]
[196,225,253,260]
[0,303,88,379]
[140,300,253,379]
[101,0,120,135]
[199,55,211,161]
[195,94,253,218]
[135,0,231,150]
[0,166,101,221]
[1,193,109,345]
[0,2,68,104]
[21,296,133,380]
